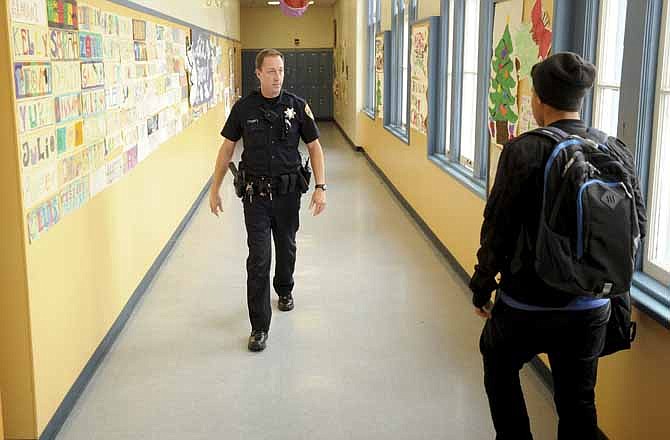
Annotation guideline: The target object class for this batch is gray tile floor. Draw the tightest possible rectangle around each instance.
[57,123,558,440]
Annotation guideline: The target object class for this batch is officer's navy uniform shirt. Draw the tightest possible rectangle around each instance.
[221,90,320,177]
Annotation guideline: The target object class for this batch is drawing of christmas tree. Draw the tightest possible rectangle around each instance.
[489,24,518,145]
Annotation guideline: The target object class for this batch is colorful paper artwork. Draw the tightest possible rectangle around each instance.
[22,162,58,208]
[79,32,104,60]
[10,0,48,26]
[19,128,57,169]
[52,61,81,94]
[12,24,49,60]
[80,61,105,88]
[104,38,121,61]
[123,145,138,173]
[134,41,147,61]
[58,147,90,186]
[375,34,384,120]
[77,3,103,33]
[132,19,146,41]
[410,23,429,135]
[55,119,83,153]
[59,176,90,216]
[17,97,55,133]
[14,62,52,99]
[47,0,79,30]
[83,114,106,144]
[49,28,79,60]
[26,196,60,243]
[54,92,81,123]
[81,88,106,116]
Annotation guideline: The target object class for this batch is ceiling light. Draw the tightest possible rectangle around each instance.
[309,1,315,4]
[267,1,280,5]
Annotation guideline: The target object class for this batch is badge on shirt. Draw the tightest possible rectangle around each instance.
[305,104,314,120]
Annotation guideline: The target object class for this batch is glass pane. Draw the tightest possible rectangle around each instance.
[647,94,670,276]
[460,73,477,169]
[596,0,627,86]
[592,86,620,136]
[463,0,480,73]
[444,0,455,155]
[401,4,409,128]
[662,1,670,90]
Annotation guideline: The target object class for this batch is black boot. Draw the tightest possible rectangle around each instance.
[248,330,268,352]
[278,294,294,312]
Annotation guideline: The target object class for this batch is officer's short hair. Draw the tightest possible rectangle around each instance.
[256,49,284,71]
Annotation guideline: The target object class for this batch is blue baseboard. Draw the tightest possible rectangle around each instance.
[39,177,213,440]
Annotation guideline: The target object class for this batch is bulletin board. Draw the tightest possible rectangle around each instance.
[487,0,553,192]
[9,0,239,242]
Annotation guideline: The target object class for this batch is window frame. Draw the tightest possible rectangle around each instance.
[386,0,418,142]
[643,0,670,287]
[429,0,493,198]
[590,0,629,137]
[554,0,669,326]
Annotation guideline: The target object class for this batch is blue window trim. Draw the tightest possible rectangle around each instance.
[385,124,410,144]
[429,155,487,198]
[385,0,416,142]
[632,272,670,328]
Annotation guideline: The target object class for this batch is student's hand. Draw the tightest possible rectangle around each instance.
[310,189,327,216]
[209,190,223,217]
[474,301,494,319]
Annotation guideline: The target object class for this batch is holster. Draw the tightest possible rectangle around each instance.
[297,157,311,194]
[233,161,245,198]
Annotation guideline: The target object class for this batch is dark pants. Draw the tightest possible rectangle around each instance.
[480,300,610,440]
[243,192,300,332]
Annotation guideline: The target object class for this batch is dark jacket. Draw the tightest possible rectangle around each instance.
[470,119,647,308]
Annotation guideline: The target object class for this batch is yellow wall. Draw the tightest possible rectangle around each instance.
[240,6,334,49]
[1,0,240,437]
[333,0,362,143]
[130,0,240,39]
[0,0,38,436]
[348,1,670,439]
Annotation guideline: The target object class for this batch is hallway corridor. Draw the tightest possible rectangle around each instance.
[56,123,558,440]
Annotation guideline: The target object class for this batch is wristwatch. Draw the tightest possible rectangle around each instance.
[315,184,328,191]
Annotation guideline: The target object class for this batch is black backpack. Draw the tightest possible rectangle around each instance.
[531,126,641,298]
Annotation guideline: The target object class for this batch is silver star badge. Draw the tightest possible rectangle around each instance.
[284,107,296,120]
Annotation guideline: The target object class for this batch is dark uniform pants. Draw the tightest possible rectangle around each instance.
[243,192,301,332]
[480,300,610,440]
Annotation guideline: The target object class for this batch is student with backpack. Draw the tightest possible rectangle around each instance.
[470,52,647,439]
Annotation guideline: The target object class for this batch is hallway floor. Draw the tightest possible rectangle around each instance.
[57,123,558,440]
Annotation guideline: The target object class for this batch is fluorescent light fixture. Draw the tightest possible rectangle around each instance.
[309,1,315,3]
[267,1,280,4]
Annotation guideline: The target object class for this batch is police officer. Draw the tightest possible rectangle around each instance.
[209,48,327,352]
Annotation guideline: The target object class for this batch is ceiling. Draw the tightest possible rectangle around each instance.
[239,0,337,7]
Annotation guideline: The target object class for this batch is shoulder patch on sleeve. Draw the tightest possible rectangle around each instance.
[305,103,315,120]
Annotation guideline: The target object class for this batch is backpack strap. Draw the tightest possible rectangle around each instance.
[586,127,609,144]
[528,126,570,144]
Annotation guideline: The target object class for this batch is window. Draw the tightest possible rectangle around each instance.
[592,0,627,136]
[459,0,480,169]
[645,0,670,286]
[442,0,455,157]
[433,0,489,192]
[389,0,417,136]
[366,0,381,116]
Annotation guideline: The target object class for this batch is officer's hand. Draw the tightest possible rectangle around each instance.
[310,189,327,216]
[209,190,223,217]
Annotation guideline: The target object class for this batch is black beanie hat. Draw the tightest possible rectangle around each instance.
[531,52,597,111]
